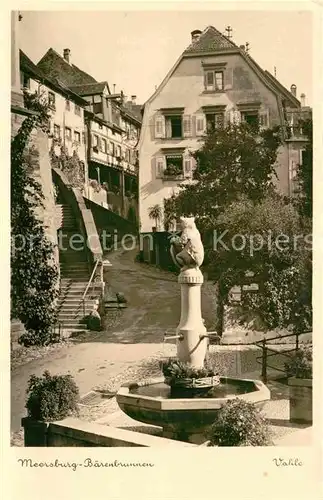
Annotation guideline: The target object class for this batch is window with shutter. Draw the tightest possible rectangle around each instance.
[155,115,165,138]
[224,68,233,90]
[259,110,269,130]
[206,71,214,90]
[183,115,192,137]
[196,115,205,136]
[155,156,165,178]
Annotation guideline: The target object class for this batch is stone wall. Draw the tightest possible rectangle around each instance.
[22,417,196,447]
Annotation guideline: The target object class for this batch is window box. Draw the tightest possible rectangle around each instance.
[163,173,185,181]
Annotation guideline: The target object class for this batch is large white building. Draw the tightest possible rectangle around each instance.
[138,26,311,233]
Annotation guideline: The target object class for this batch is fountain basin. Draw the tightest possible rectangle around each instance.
[116,376,271,444]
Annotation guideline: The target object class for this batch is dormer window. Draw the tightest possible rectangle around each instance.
[202,62,227,93]
[205,71,224,91]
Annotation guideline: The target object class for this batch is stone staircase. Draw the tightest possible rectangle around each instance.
[57,204,102,333]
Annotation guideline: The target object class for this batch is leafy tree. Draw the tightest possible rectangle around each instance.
[214,194,311,334]
[165,122,282,230]
[11,93,59,346]
[164,121,283,335]
[148,204,163,229]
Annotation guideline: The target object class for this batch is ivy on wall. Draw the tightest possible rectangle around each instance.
[11,92,59,346]
[50,140,85,190]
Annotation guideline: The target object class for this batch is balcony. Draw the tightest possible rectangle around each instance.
[286,125,307,141]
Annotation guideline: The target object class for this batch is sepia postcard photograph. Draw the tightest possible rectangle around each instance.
[4,1,322,499]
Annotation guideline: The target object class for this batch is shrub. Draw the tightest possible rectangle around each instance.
[208,398,272,446]
[284,345,312,379]
[25,370,80,421]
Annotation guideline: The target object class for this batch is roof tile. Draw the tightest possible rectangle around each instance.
[184,26,237,54]
[37,48,97,87]
[69,82,108,96]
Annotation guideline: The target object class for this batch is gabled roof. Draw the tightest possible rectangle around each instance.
[184,26,237,54]
[20,50,87,106]
[123,102,143,124]
[263,70,300,107]
[144,25,300,109]
[69,82,109,96]
[37,48,97,87]
[20,50,46,81]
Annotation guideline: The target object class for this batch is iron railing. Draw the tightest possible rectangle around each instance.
[253,330,311,383]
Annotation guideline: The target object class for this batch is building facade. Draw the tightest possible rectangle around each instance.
[20,49,89,193]
[138,26,311,233]
[37,48,142,222]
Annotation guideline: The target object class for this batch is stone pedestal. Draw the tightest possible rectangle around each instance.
[176,268,207,368]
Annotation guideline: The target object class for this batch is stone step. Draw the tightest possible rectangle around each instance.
[59,292,88,298]
[60,282,88,288]
[105,303,127,309]
[58,303,94,311]
[58,313,91,321]
[58,295,97,302]
[61,275,90,280]
[60,261,89,265]
[60,276,90,281]
[60,262,89,272]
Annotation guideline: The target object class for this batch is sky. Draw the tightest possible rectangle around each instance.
[19,8,313,106]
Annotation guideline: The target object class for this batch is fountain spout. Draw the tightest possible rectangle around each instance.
[164,334,184,341]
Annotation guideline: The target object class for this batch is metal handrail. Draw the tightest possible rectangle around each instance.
[253,330,311,383]
[81,258,101,316]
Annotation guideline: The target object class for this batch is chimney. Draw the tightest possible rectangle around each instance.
[131,95,137,104]
[191,29,202,43]
[63,48,71,64]
[300,93,306,107]
[290,84,297,97]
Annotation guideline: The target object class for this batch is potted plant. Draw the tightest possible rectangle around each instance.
[285,345,312,423]
[161,358,220,397]
[206,398,272,447]
[148,204,162,232]
[22,370,80,446]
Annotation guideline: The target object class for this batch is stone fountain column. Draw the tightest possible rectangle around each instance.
[176,267,208,369]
